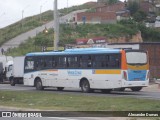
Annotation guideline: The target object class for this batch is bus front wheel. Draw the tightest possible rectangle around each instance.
[35,79,44,90]
[81,80,91,93]
[131,87,142,92]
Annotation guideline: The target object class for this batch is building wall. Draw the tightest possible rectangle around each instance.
[140,44,160,78]
[75,12,116,24]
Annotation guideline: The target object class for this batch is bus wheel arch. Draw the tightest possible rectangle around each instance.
[80,78,92,93]
[34,77,44,90]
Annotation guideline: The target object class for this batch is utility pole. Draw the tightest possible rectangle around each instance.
[54,0,59,51]
[67,0,69,13]
[40,5,42,22]
[22,10,24,29]
[21,5,30,29]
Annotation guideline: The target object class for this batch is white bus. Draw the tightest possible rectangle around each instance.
[23,48,149,93]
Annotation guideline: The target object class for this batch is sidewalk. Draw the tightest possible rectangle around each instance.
[142,83,160,92]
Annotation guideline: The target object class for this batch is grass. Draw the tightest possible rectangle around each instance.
[0,91,160,111]
[0,3,93,47]
[6,23,139,56]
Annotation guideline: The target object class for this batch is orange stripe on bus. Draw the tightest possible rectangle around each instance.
[95,70,121,74]
[127,64,149,70]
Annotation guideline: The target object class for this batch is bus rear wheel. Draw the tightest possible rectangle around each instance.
[81,80,91,93]
[35,79,44,90]
[131,87,142,92]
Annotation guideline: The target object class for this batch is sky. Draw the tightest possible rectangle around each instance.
[0,0,124,28]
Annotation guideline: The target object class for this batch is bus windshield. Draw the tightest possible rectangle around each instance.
[126,51,147,65]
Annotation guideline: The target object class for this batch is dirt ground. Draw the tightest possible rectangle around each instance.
[143,83,160,92]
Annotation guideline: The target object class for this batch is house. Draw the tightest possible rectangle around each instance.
[128,0,160,14]
[95,1,125,13]
[74,11,117,24]
[72,1,129,24]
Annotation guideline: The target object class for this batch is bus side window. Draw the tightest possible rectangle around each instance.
[93,55,106,68]
[87,56,92,67]
[105,55,109,68]
[108,54,120,68]
[79,55,92,68]
[57,56,67,68]
[52,57,57,68]
[44,57,52,69]
[68,56,78,68]
[36,57,46,70]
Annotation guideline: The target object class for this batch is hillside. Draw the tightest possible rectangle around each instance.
[3,21,147,56]
[2,1,160,56]
[0,3,94,47]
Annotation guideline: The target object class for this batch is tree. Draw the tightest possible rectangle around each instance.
[34,35,49,47]
[127,1,139,15]
[133,11,147,22]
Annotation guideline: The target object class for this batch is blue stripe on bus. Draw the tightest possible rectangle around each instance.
[26,48,121,56]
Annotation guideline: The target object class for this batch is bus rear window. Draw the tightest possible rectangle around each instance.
[126,52,147,65]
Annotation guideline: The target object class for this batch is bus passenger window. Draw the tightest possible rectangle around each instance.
[87,57,92,67]
[79,55,92,68]
[57,56,67,68]
[93,55,106,68]
[52,58,57,68]
[35,58,44,70]
[43,57,52,69]
[108,55,120,68]
[68,56,78,68]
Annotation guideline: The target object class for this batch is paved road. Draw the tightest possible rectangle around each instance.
[0,9,87,52]
[0,84,160,100]
[0,84,159,120]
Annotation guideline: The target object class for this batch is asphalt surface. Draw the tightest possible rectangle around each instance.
[0,84,160,100]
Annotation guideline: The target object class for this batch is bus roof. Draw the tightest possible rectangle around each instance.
[26,48,122,56]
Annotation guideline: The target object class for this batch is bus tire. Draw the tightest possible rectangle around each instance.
[57,87,64,91]
[130,87,142,92]
[10,78,15,86]
[35,79,44,90]
[101,89,112,93]
[81,80,91,93]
